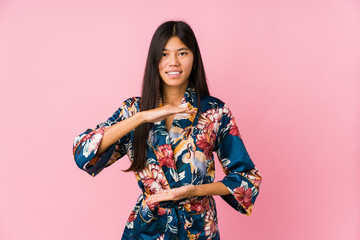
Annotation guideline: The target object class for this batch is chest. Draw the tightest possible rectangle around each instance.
[164,115,176,132]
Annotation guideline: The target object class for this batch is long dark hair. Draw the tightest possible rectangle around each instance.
[125,21,210,172]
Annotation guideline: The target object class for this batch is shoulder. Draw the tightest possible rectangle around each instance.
[199,94,226,110]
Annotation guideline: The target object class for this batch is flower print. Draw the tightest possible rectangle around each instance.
[197,108,221,133]
[82,133,104,158]
[127,210,137,222]
[156,234,165,240]
[75,127,107,158]
[157,207,168,216]
[228,118,240,136]
[146,200,157,211]
[242,167,262,189]
[138,170,158,194]
[136,164,170,195]
[148,181,162,194]
[190,202,203,213]
[196,116,212,132]
[204,208,217,238]
[140,174,157,194]
[199,197,210,213]
[183,197,209,214]
[81,126,106,143]
[196,131,216,158]
[156,144,176,169]
[150,164,169,190]
[222,103,233,119]
[233,186,253,210]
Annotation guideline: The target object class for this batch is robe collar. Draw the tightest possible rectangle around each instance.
[151,84,199,146]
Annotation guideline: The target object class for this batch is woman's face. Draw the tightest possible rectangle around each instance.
[159,36,194,90]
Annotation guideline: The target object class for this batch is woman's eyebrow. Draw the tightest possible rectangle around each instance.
[162,47,189,51]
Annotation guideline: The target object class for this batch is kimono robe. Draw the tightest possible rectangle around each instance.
[73,85,262,240]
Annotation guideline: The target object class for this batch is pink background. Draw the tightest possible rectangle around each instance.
[1,0,359,239]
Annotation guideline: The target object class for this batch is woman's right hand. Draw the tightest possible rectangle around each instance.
[141,105,197,123]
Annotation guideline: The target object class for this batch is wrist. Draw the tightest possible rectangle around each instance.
[191,185,201,197]
[136,111,147,124]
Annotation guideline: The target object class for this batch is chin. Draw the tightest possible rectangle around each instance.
[162,80,188,88]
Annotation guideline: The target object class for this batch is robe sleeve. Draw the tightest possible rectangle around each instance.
[214,103,262,216]
[73,99,134,177]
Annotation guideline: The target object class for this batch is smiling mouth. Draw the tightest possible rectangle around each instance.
[166,71,182,78]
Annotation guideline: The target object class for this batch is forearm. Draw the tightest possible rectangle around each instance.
[95,105,194,157]
[192,182,231,197]
[96,112,145,156]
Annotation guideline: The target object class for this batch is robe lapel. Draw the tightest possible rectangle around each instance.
[169,86,199,149]
[147,85,199,188]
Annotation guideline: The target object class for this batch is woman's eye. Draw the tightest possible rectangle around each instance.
[162,53,167,57]
[179,52,187,56]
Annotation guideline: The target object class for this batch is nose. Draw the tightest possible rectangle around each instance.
[168,54,179,66]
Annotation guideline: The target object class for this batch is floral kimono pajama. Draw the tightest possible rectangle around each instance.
[73,85,262,240]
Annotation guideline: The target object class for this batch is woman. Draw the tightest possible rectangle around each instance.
[73,21,262,240]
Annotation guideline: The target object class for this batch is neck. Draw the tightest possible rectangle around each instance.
[161,83,188,106]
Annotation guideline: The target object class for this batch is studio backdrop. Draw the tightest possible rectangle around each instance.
[1,0,359,239]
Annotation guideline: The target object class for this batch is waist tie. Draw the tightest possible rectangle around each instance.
[157,200,188,239]
[139,194,213,240]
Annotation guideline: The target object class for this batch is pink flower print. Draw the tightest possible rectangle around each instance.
[190,202,203,213]
[86,135,102,153]
[127,210,136,222]
[148,181,162,194]
[140,174,161,194]
[156,144,176,169]
[233,186,253,210]
[140,175,156,192]
[82,127,106,142]
[157,207,168,216]
[243,168,262,189]
[156,234,165,240]
[146,200,157,211]
[197,108,221,133]
[204,208,217,238]
[196,131,216,158]
[138,170,158,194]
[150,164,170,190]
[136,164,170,195]
[228,118,240,137]
[222,104,232,119]
[190,197,208,213]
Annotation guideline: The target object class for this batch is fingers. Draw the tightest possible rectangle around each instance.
[143,106,196,123]
[145,190,172,205]
[181,108,197,114]
[168,106,197,116]
[145,189,180,204]
[145,186,193,205]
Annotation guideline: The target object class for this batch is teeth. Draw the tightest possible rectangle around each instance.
[168,71,180,75]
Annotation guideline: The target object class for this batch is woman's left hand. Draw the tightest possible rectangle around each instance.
[145,185,196,205]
